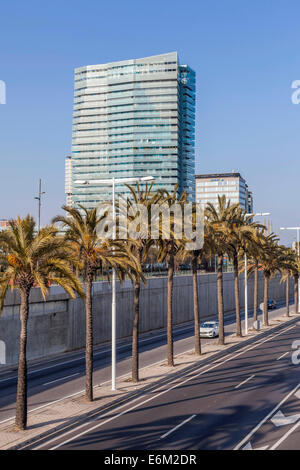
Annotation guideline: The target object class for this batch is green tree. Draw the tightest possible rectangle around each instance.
[288,251,300,315]
[258,234,281,326]
[53,205,139,400]
[279,247,295,317]
[120,182,157,382]
[205,196,239,345]
[223,208,261,337]
[186,212,208,356]
[156,187,187,366]
[246,228,265,323]
[0,216,84,430]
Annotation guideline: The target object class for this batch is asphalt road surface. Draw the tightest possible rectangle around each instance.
[0,302,290,426]
[30,312,300,450]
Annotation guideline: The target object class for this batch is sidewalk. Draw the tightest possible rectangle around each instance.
[0,309,299,450]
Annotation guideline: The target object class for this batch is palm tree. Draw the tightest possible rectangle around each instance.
[259,234,281,326]
[294,272,299,314]
[224,208,261,337]
[248,229,265,323]
[279,247,295,317]
[286,273,290,317]
[52,205,140,401]
[191,248,201,355]
[0,216,84,430]
[187,216,210,356]
[157,186,187,366]
[242,227,269,325]
[205,196,239,345]
[120,182,157,382]
[289,252,300,315]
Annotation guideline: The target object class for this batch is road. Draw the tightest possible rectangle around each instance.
[0,301,293,430]
[30,312,300,450]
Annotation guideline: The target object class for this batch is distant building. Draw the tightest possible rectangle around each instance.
[247,190,253,214]
[65,156,73,207]
[195,172,253,212]
[68,52,196,208]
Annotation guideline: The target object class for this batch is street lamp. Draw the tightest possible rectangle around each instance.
[280,226,300,313]
[75,175,154,391]
[244,212,271,335]
[34,178,45,232]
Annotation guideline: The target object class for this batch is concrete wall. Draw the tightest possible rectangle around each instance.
[0,272,294,366]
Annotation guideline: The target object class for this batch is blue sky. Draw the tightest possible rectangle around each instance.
[0,0,299,244]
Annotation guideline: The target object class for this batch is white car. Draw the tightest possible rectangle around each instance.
[200,321,219,338]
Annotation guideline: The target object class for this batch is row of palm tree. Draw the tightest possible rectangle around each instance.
[0,186,299,431]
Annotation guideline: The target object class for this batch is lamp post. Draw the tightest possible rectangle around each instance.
[280,226,300,313]
[244,212,270,335]
[75,175,154,391]
[34,178,45,232]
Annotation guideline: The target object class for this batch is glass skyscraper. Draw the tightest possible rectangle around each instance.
[67,52,195,207]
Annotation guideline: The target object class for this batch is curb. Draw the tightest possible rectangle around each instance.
[8,314,299,450]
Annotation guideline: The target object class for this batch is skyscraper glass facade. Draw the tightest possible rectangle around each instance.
[68,52,195,207]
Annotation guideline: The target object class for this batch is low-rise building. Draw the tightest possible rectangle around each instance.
[195,172,253,212]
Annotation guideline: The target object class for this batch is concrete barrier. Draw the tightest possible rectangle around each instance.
[0,272,293,366]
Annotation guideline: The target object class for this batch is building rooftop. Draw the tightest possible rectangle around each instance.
[195,172,242,179]
[195,172,246,183]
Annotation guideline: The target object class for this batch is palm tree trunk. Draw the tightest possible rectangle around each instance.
[15,288,30,430]
[132,278,140,382]
[233,253,242,337]
[167,253,174,366]
[286,275,290,317]
[253,261,258,322]
[192,251,201,355]
[294,274,299,315]
[217,255,225,345]
[85,272,93,401]
[132,249,142,382]
[263,272,269,326]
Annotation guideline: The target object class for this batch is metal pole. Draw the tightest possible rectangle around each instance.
[111,177,116,391]
[35,178,45,232]
[244,253,248,335]
[297,227,300,313]
[74,176,154,392]
[38,179,41,232]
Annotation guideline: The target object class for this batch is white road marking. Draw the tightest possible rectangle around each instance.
[160,414,196,439]
[0,390,85,425]
[271,410,300,427]
[0,304,288,384]
[0,302,286,386]
[234,381,300,449]
[43,373,79,386]
[1,320,296,429]
[277,351,289,361]
[0,353,205,426]
[242,441,269,450]
[270,419,300,449]
[235,374,255,389]
[0,324,195,385]
[0,321,247,424]
[98,357,172,386]
[295,390,300,399]
[45,323,297,450]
